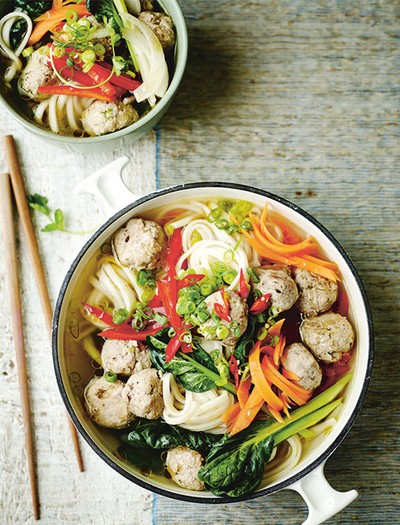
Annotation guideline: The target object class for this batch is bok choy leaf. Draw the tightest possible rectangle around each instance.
[198,374,351,497]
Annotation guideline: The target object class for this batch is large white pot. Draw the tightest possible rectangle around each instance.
[52,158,374,524]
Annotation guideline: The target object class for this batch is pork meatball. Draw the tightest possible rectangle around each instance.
[138,11,176,52]
[254,265,298,313]
[81,100,139,136]
[166,447,205,491]
[20,50,55,101]
[281,343,322,390]
[293,268,338,317]
[122,368,164,419]
[101,339,151,376]
[200,289,248,347]
[113,218,167,270]
[300,312,355,363]
[84,376,134,428]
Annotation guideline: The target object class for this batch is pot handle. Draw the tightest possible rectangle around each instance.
[287,461,358,525]
[74,156,140,215]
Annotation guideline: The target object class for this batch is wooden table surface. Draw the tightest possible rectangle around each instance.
[0,1,399,524]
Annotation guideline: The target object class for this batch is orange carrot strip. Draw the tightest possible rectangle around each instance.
[260,345,275,357]
[261,356,311,406]
[229,387,264,436]
[249,342,284,412]
[258,209,317,253]
[28,5,91,45]
[267,318,285,338]
[273,334,286,366]
[302,254,339,271]
[268,406,284,423]
[253,220,316,257]
[222,402,241,427]
[237,377,251,408]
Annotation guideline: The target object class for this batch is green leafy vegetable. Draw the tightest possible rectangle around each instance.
[28,193,93,235]
[121,418,220,455]
[147,330,236,395]
[14,0,52,19]
[198,374,351,497]
[234,315,258,363]
[86,0,123,31]
[119,443,164,473]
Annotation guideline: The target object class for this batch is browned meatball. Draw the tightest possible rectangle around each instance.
[122,368,164,419]
[101,339,151,376]
[281,343,322,390]
[254,264,298,313]
[113,218,167,270]
[84,376,134,428]
[82,100,139,136]
[20,50,55,101]
[138,11,176,52]
[293,268,338,317]
[300,312,355,363]
[166,447,205,491]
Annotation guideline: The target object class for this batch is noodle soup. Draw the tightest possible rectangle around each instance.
[0,1,176,137]
[62,195,356,497]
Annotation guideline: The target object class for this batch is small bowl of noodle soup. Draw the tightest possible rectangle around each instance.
[53,180,373,523]
[0,0,187,152]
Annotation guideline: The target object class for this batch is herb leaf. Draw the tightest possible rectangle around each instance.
[28,194,51,216]
[54,208,64,228]
[41,223,59,233]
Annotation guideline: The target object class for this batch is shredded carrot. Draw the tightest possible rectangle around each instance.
[273,334,286,366]
[28,4,91,45]
[253,220,315,257]
[229,387,264,436]
[261,355,312,406]
[279,391,292,417]
[268,406,284,423]
[258,208,317,254]
[268,210,304,244]
[260,344,275,357]
[222,402,241,428]
[249,342,284,412]
[237,376,251,408]
[267,318,285,338]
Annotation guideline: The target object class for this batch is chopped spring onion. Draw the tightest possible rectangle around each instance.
[112,308,129,324]
[66,9,79,24]
[240,218,253,231]
[216,325,230,339]
[200,282,213,296]
[105,371,117,383]
[208,207,223,222]
[247,267,260,283]
[215,219,229,230]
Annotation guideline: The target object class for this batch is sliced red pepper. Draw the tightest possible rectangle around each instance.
[83,303,119,328]
[229,355,240,390]
[93,62,142,91]
[165,334,181,361]
[147,295,163,308]
[214,289,231,322]
[178,274,205,289]
[250,293,272,315]
[38,84,117,102]
[157,280,181,330]
[239,268,250,300]
[98,326,164,341]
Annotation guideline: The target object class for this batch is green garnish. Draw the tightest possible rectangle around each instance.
[105,371,117,383]
[112,308,129,324]
[28,193,92,235]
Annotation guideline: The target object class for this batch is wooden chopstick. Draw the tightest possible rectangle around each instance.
[0,172,40,520]
[2,135,84,472]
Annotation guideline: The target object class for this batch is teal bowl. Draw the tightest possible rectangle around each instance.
[0,1,188,152]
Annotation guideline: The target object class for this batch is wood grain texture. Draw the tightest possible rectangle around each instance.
[0,115,156,524]
[155,0,400,523]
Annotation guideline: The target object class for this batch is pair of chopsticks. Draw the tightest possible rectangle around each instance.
[0,136,84,520]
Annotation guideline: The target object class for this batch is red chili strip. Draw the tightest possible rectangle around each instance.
[178,274,205,289]
[229,355,240,390]
[239,269,250,300]
[250,293,272,315]
[98,326,164,341]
